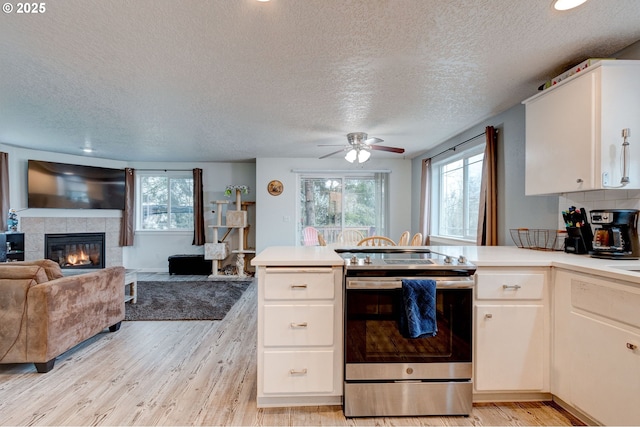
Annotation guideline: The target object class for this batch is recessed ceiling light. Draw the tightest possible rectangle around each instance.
[82,147,94,153]
[553,0,588,11]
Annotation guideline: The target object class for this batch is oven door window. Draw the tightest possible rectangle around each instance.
[345,288,471,364]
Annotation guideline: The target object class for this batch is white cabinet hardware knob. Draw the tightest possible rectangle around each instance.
[502,284,522,290]
[627,342,638,350]
[290,284,308,289]
[290,322,308,328]
[485,313,493,319]
[289,368,308,375]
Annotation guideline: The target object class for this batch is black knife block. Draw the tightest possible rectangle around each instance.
[563,207,593,254]
[564,226,593,254]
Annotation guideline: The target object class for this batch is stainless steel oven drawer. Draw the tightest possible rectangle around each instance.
[344,380,472,417]
[345,362,471,381]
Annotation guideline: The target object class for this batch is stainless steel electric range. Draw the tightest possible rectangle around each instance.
[335,247,476,418]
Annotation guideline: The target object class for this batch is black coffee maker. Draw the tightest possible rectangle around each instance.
[590,209,640,259]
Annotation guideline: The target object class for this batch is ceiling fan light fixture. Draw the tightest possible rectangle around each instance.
[358,149,371,163]
[345,149,358,163]
[553,0,588,11]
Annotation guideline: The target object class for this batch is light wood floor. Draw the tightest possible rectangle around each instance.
[0,276,585,426]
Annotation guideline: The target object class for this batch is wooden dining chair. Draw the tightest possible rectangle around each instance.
[410,232,423,246]
[397,231,410,246]
[357,236,397,246]
[337,229,365,245]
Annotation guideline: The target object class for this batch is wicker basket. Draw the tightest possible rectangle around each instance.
[510,228,567,251]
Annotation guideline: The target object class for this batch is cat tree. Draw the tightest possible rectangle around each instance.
[205,185,253,278]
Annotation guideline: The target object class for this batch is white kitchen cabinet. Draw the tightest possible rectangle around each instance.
[523,60,640,195]
[570,313,640,426]
[553,269,640,425]
[256,266,343,407]
[549,269,573,403]
[474,268,550,395]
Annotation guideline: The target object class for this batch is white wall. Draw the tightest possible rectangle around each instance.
[410,40,640,247]
[1,144,127,211]
[411,104,559,246]
[0,143,257,272]
[123,161,256,271]
[255,157,412,253]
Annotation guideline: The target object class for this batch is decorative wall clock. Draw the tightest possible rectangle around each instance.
[267,180,283,196]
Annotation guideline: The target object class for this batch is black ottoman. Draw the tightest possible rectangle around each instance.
[168,254,211,275]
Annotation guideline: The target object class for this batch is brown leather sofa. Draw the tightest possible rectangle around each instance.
[0,259,124,373]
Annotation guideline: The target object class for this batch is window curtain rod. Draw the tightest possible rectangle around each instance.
[291,169,392,173]
[431,130,496,160]
[134,168,193,172]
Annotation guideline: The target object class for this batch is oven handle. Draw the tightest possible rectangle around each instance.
[346,278,474,289]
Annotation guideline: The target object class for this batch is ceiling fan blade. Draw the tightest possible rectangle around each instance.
[317,144,347,147]
[364,137,384,145]
[319,149,347,159]
[370,145,405,154]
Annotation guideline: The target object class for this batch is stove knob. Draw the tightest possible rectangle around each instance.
[458,255,467,264]
[444,256,453,264]
[364,255,372,264]
[350,255,358,265]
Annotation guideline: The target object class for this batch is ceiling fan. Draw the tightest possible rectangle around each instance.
[318,132,405,163]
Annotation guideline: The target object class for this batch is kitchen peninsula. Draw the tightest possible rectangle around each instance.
[252,245,640,425]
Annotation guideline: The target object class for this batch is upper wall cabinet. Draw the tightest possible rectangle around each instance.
[523,61,640,195]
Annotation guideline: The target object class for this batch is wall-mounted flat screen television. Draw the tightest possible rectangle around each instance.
[28,160,125,209]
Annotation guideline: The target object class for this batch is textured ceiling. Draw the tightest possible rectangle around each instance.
[1,0,639,162]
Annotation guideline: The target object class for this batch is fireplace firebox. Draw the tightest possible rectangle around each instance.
[45,232,106,269]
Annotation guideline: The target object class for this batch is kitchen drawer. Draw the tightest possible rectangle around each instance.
[572,280,640,328]
[264,304,334,347]
[263,350,334,394]
[264,267,335,300]
[476,273,545,300]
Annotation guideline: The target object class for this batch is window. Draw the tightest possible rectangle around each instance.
[136,172,194,231]
[432,145,484,241]
[298,173,388,245]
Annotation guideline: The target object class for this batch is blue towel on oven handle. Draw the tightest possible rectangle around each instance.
[400,279,438,339]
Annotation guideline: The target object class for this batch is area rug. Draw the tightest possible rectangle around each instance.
[125,280,252,321]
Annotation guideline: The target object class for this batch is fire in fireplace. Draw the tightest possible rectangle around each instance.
[45,233,106,269]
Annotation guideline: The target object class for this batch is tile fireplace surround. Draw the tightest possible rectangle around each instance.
[20,217,123,267]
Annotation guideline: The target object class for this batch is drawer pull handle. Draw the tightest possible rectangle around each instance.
[289,368,308,375]
[290,322,308,328]
[290,284,308,289]
[627,343,638,350]
[502,284,522,290]
[485,313,493,319]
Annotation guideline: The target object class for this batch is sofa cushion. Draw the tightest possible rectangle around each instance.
[13,259,64,281]
[0,265,49,284]
[0,268,42,362]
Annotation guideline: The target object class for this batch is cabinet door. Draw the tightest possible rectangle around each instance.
[475,305,545,391]
[570,313,640,426]
[550,270,574,402]
[525,71,596,195]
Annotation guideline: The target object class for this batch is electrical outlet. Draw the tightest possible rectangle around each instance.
[602,172,609,186]
[283,215,291,222]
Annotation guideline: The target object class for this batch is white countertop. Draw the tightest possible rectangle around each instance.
[252,244,640,285]
[251,245,344,267]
